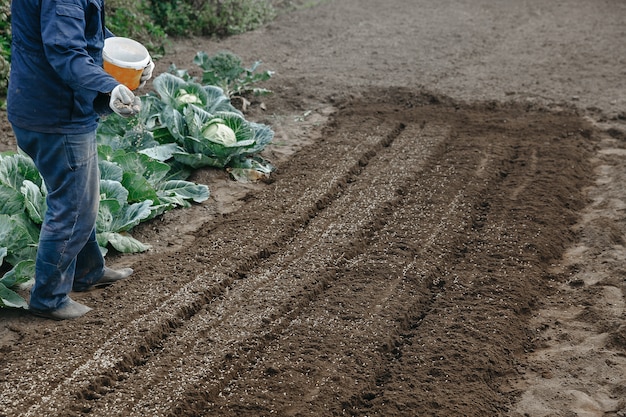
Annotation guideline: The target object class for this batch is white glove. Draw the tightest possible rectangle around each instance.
[109,84,141,118]
[138,59,155,89]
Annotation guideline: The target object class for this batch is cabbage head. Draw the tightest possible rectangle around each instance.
[202,119,237,145]
[176,89,203,106]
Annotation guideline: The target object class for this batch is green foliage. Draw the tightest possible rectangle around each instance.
[0,0,11,104]
[201,0,276,37]
[0,256,34,309]
[148,0,197,37]
[169,50,273,111]
[0,153,42,308]
[148,0,276,37]
[193,51,273,98]
[105,0,168,57]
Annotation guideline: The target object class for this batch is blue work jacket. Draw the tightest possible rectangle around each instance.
[8,0,120,134]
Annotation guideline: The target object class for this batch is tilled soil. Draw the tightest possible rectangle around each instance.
[0,89,596,416]
[2,1,626,416]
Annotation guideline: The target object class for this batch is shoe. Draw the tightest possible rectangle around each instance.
[73,267,133,292]
[96,267,133,287]
[30,298,92,320]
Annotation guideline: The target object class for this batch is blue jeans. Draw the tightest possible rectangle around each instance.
[12,126,105,311]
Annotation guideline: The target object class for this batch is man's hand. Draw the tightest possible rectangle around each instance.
[138,59,155,89]
[109,84,141,118]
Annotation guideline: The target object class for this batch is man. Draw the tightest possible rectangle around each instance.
[7,0,154,320]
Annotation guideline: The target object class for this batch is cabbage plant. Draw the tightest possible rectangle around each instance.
[0,248,33,309]
[0,154,44,308]
[139,73,275,173]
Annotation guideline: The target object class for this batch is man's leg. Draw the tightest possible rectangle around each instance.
[14,126,100,313]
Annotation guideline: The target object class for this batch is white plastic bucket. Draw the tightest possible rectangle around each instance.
[103,37,150,90]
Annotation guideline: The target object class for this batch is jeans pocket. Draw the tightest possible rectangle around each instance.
[63,131,97,171]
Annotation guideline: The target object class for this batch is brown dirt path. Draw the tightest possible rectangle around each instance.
[2,1,626,416]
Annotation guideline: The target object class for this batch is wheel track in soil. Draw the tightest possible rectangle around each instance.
[1,90,595,417]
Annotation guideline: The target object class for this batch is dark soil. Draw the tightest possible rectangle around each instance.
[1,1,626,416]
